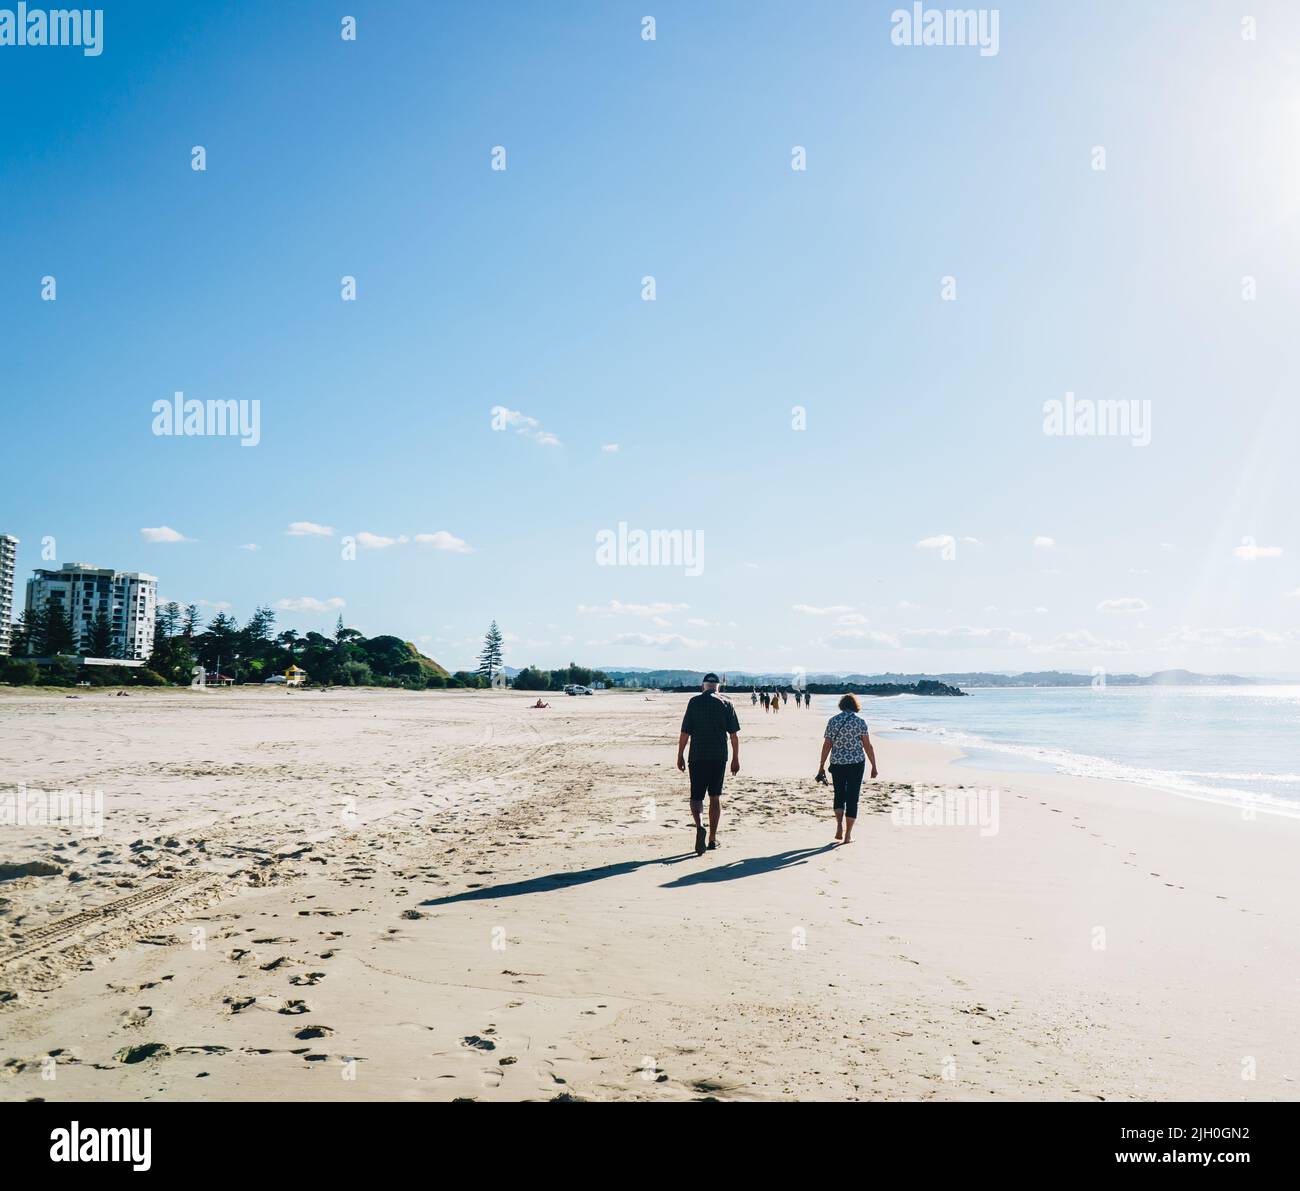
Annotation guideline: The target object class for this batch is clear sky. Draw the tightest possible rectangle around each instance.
[3,0,1298,676]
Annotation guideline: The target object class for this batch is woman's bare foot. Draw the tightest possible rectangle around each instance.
[841,835,854,844]
[834,828,843,841]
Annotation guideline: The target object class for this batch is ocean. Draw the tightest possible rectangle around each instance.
[806,685,1300,815]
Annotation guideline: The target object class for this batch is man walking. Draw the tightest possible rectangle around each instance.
[677,672,740,855]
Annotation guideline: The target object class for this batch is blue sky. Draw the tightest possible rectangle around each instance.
[3,0,1298,675]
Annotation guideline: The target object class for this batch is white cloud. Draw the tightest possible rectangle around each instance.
[601,443,619,453]
[1044,629,1129,653]
[1286,589,1300,600]
[239,543,259,551]
[836,613,869,625]
[826,629,901,650]
[286,521,334,537]
[792,604,854,616]
[1033,536,1056,549]
[1097,597,1149,613]
[414,531,472,553]
[140,526,192,543]
[274,596,346,613]
[491,406,561,447]
[609,632,706,650]
[1157,625,1291,649]
[578,600,688,617]
[900,626,1031,649]
[357,532,409,549]
[1234,539,1283,561]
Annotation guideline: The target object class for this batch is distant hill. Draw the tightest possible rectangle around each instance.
[354,636,450,682]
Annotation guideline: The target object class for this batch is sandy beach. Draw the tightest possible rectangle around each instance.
[1,686,1296,1102]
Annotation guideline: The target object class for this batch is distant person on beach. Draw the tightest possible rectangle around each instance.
[794,690,802,708]
[751,691,757,706]
[761,691,770,712]
[816,693,878,845]
[772,690,780,713]
[531,698,549,708]
[677,672,741,855]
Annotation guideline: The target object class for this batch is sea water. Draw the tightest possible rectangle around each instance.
[807,686,1300,816]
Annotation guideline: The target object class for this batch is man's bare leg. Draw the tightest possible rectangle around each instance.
[708,795,721,845]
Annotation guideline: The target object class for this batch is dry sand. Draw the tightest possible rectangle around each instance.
[0,686,1296,1101]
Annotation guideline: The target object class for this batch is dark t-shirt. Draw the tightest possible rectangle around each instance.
[680,691,740,764]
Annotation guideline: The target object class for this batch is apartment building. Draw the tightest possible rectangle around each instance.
[0,534,17,656]
[25,563,158,661]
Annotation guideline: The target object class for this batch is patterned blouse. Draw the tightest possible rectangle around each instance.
[824,711,870,765]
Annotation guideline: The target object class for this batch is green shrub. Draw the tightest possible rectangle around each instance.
[2,658,38,686]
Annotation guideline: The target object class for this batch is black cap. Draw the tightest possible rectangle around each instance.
[702,672,720,683]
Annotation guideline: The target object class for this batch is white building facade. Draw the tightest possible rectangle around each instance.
[0,534,17,656]
[25,564,158,661]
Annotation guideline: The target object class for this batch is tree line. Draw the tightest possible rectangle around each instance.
[3,607,610,692]
[2,603,470,689]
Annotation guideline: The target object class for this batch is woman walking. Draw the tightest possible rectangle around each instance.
[816,693,878,844]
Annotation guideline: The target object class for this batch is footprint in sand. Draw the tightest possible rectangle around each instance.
[278,1000,310,1015]
[113,1042,170,1064]
[290,972,326,986]
[119,1006,153,1029]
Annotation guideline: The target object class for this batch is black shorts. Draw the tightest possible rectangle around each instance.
[688,758,726,801]
[830,761,865,817]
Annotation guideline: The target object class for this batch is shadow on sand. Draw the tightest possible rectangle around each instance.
[658,844,837,888]
[420,853,697,906]
[421,843,838,905]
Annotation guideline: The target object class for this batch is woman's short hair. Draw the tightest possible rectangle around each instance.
[838,692,860,712]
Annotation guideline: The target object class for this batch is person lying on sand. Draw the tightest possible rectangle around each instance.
[677,672,740,855]
[531,699,550,708]
[816,692,878,845]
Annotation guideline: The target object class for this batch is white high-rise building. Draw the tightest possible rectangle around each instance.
[25,564,158,661]
[0,535,17,656]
